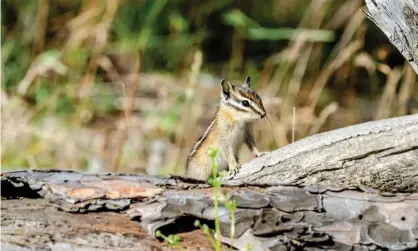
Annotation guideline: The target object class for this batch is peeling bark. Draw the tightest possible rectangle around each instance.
[2,170,418,250]
[1,199,217,251]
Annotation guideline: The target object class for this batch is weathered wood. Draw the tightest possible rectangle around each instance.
[2,170,418,250]
[1,199,217,251]
[363,0,418,74]
[226,114,418,193]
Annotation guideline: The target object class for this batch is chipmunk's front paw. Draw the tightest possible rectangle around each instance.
[227,164,241,177]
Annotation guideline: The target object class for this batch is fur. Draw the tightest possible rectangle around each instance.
[185,76,266,180]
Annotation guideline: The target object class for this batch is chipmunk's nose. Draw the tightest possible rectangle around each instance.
[261,112,266,118]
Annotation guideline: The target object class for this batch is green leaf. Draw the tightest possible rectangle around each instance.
[56,95,75,116]
[137,0,169,50]
[169,11,189,33]
[222,9,261,29]
[247,27,335,42]
[38,50,68,75]
[35,80,50,105]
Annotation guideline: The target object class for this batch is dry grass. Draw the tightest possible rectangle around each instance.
[1,0,417,175]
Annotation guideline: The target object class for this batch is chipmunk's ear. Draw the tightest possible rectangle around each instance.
[221,79,233,99]
[243,76,251,88]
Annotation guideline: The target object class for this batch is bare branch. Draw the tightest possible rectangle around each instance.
[363,0,418,74]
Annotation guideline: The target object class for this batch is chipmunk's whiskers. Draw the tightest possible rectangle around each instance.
[264,114,275,139]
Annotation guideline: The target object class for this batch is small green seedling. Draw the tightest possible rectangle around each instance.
[207,147,222,251]
[224,195,237,250]
[155,230,184,251]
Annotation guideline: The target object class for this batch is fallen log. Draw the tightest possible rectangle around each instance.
[2,169,418,251]
[226,114,418,193]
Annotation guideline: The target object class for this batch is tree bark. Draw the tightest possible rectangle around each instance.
[364,0,418,74]
[1,198,217,251]
[2,170,418,251]
[226,114,418,193]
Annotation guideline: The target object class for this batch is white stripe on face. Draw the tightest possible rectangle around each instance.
[235,92,264,115]
[221,87,265,116]
[251,101,265,115]
[229,98,252,112]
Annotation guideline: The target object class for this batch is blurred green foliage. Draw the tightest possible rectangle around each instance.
[1,0,416,171]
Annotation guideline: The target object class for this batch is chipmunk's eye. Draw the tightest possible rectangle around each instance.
[242,100,250,107]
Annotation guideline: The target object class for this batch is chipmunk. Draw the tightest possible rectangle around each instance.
[185,76,267,180]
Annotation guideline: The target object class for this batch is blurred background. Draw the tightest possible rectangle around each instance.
[2,0,417,176]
